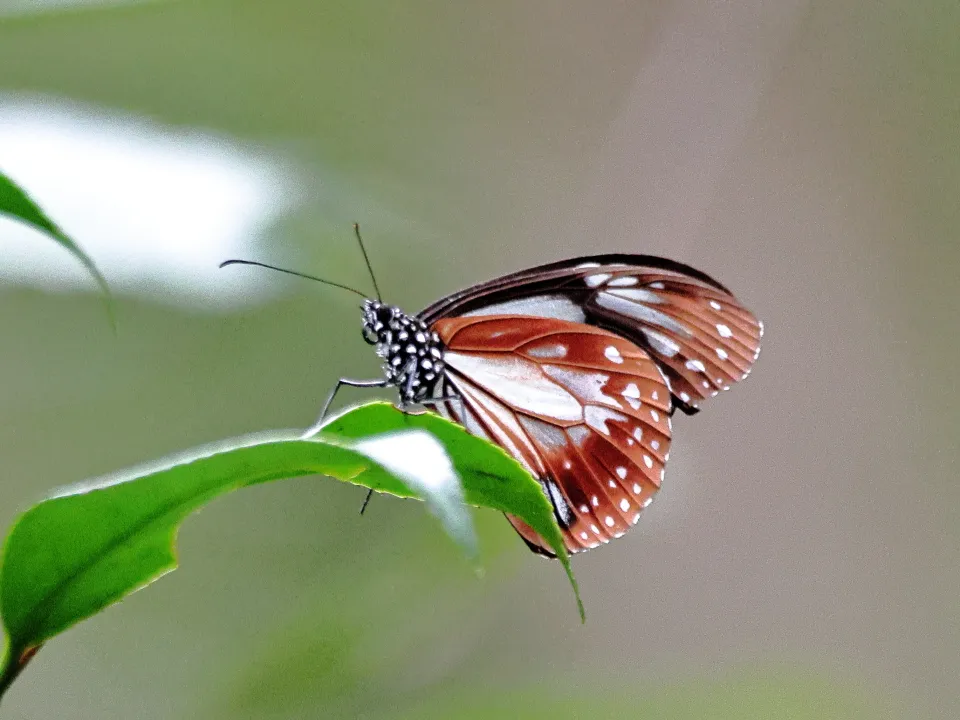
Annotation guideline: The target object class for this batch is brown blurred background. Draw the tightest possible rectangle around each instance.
[0,1,956,718]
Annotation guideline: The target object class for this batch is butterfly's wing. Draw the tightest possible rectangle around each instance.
[419,254,763,413]
[431,314,672,555]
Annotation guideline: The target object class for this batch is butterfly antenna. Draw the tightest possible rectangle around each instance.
[218,259,370,300]
[353,223,382,302]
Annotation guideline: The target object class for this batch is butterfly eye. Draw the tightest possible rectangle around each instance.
[376,306,394,325]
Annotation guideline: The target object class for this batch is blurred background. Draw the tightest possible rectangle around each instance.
[0,1,956,718]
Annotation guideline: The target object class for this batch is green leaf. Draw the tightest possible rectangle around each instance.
[0,403,578,700]
[0,169,113,327]
[387,670,893,720]
[316,403,580,611]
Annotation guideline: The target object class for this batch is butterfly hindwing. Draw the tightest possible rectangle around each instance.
[431,314,672,554]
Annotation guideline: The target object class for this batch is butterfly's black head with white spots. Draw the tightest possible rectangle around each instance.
[361,299,446,403]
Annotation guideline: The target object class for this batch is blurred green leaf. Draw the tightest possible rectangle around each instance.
[223,617,364,716]
[387,670,892,720]
[0,402,577,701]
[0,169,113,326]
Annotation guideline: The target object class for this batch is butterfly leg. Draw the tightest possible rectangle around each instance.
[415,393,465,416]
[303,377,389,438]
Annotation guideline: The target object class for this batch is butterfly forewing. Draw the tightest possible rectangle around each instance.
[586,271,763,409]
[431,314,672,554]
[420,255,762,413]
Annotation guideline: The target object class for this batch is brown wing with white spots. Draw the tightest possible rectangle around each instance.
[584,269,763,411]
[431,314,673,555]
[417,254,762,413]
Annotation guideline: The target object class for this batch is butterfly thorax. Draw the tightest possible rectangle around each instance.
[361,299,446,403]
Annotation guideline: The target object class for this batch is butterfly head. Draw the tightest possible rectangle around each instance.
[361,299,446,403]
[361,299,397,345]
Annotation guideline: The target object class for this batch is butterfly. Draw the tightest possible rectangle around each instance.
[222,228,762,556]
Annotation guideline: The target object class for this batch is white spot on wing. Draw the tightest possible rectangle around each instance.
[643,455,653,469]
[633,427,643,442]
[591,496,599,507]
[685,359,706,372]
[710,300,722,310]
[642,497,653,508]
[717,323,733,338]
[584,405,629,436]
[716,347,728,360]
[605,516,615,527]
[586,273,611,288]
[604,345,623,364]
[616,467,627,479]
[650,409,660,422]
[619,499,630,511]
[623,383,641,399]
[526,343,568,359]
[608,276,638,287]
[632,483,642,494]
